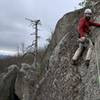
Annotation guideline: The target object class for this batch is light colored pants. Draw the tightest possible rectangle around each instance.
[72,38,93,61]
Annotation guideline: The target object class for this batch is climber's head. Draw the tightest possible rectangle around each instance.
[84,8,92,20]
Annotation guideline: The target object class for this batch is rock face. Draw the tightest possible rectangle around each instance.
[34,2,100,100]
[0,65,19,100]
[15,63,38,100]
[0,63,39,100]
[1,2,100,100]
[42,8,82,71]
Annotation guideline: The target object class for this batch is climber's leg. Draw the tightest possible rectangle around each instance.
[85,39,93,66]
[72,43,84,64]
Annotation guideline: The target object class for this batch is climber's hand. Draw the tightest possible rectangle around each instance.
[78,37,86,43]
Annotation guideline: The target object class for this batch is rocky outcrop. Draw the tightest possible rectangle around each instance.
[41,8,83,71]
[36,32,100,100]
[15,63,38,100]
[0,65,19,100]
[0,63,39,100]
[1,1,100,100]
[34,2,100,100]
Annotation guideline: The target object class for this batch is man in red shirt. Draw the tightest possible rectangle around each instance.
[72,8,100,67]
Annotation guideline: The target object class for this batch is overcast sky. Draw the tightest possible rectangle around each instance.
[0,0,83,55]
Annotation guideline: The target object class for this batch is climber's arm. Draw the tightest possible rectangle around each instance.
[89,21,100,27]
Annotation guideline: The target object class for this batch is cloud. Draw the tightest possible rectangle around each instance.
[0,0,82,54]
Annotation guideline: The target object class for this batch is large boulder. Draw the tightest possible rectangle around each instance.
[0,65,19,100]
[15,63,38,100]
[34,2,100,100]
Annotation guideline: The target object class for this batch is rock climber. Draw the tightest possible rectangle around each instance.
[72,8,100,67]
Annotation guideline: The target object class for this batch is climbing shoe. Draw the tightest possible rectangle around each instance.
[71,60,77,65]
[85,60,90,68]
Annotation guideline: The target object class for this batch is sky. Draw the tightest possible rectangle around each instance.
[0,0,83,55]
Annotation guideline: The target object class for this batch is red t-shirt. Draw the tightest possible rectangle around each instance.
[77,17,100,37]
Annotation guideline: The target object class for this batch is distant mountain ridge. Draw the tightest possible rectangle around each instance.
[0,54,12,59]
